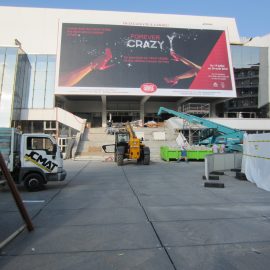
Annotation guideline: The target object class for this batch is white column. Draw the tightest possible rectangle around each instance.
[176,97,192,111]
[140,96,150,125]
[101,95,107,128]
[210,103,217,117]
[210,98,232,118]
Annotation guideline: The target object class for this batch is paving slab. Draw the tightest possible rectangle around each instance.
[209,190,270,203]
[138,192,230,207]
[45,192,140,210]
[66,179,130,190]
[0,160,89,247]
[56,188,135,199]
[0,249,174,270]
[33,207,147,226]
[167,242,270,270]
[0,212,24,243]
[2,160,270,270]
[4,223,160,255]
[153,218,270,247]
[146,203,270,222]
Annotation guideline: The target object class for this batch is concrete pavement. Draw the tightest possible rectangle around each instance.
[1,159,270,269]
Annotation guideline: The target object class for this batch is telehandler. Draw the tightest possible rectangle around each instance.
[102,122,150,166]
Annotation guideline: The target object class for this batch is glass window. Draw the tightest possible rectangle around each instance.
[117,133,129,143]
[32,89,45,108]
[45,121,56,129]
[35,55,47,71]
[28,68,35,108]
[231,46,260,68]
[46,71,55,89]
[47,55,56,72]
[0,48,18,127]
[22,65,31,108]
[34,71,46,90]
[27,137,54,154]
[0,48,6,89]
[2,48,18,88]
[27,55,57,109]
[45,71,56,108]
[28,55,37,68]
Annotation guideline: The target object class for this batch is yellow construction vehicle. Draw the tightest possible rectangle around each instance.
[102,122,150,166]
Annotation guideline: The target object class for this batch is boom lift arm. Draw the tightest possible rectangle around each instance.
[125,122,137,140]
[158,107,244,151]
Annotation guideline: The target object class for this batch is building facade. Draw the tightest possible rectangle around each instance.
[0,6,269,136]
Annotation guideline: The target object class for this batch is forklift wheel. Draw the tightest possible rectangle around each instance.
[143,154,150,165]
[117,153,124,166]
[137,158,142,164]
[24,173,44,192]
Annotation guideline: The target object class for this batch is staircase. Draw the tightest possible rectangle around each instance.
[75,125,179,161]
[75,127,115,160]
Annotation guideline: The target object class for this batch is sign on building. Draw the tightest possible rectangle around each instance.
[56,23,236,97]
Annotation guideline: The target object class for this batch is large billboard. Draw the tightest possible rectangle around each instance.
[56,23,236,97]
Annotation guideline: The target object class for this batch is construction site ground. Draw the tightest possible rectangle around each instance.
[1,159,270,269]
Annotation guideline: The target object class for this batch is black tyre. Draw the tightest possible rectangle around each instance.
[143,154,150,165]
[24,173,44,192]
[137,158,142,164]
[117,153,124,166]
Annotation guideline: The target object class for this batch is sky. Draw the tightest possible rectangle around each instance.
[0,0,269,37]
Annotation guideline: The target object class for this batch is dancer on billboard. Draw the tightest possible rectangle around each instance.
[59,48,114,87]
[164,33,201,86]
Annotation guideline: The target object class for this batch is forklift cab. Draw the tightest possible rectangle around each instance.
[115,132,129,144]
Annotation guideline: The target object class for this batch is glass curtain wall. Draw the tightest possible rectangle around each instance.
[222,46,261,117]
[13,49,31,121]
[26,55,56,109]
[0,49,57,127]
[0,47,18,127]
[232,46,260,109]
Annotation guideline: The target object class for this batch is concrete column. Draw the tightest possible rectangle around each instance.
[210,103,217,117]
[140,103,145,124]
[210,98,232,118]
[140,96,150,125]
[176,97,192,111]
[101,95,107,128]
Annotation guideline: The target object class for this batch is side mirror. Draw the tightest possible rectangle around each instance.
[102,144,116,153]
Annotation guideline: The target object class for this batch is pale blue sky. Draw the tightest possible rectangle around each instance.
[0,0,269,37]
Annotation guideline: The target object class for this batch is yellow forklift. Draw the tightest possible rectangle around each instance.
[102,122,150,166]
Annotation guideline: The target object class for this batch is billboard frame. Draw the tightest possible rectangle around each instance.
[55,17,236,98]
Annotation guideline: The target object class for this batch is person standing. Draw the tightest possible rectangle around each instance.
[219,143,225,153]
[177,140,188,163]
[212,143,219,154]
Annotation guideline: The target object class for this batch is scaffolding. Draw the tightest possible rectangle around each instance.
[182,103,210,117]
[179,103,210,145]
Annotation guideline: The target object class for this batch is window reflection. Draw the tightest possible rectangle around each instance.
[27,54,56,109]
[225,46,261,115]
[0,47,18,127]
[36,55,47,71]
[47,55,56,71]
[231,46,260,68]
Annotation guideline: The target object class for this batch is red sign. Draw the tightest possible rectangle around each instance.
[140,83,157,93]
